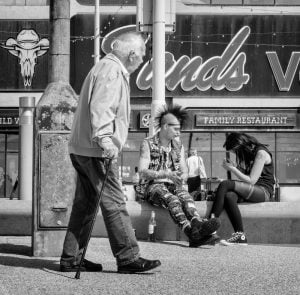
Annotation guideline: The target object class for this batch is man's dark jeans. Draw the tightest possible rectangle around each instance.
[60,154,140,267]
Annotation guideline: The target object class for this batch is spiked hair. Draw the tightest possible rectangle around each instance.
[154,104,188,128]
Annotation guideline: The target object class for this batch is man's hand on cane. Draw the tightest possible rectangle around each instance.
[98,137,119,159]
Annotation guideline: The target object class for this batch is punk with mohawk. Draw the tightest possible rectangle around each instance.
[154,104,188,129]
[137,104,220,247]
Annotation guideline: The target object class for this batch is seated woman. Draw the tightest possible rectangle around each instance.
[210,132,275,246]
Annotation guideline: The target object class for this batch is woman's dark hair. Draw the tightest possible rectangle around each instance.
[154,104,188,128]
[223,132,268,173]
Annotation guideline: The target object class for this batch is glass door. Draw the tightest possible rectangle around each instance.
[0,133,19,199]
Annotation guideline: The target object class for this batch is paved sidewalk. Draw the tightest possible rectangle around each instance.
[0,236,299,295]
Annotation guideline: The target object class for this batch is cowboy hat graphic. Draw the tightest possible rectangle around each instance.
[0,29,49,87]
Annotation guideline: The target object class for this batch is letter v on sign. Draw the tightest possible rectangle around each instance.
[266,51,300,91]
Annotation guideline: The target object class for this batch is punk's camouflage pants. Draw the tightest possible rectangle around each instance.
[144,182,200,230]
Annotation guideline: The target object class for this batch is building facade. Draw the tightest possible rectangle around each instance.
[0,0,300,200]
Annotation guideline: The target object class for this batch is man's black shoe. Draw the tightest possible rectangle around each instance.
[117,257,161,274]
[191,217,221,239]
[60,259,103,272]
[189,233,220,248]
[211,232,221,244]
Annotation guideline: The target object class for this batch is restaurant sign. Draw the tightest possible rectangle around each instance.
[195,110,296,128]
[0,109,19,128]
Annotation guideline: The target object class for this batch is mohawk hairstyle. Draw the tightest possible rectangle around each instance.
[154,104,188,128]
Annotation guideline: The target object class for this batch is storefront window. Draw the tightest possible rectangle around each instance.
[211,133,228,180]
[180,131,300,185]
[0,134,5,198]
[248,132,275,152]
[0,134,5,152]
[0,0,49,5]
[212,0,243,4]
[179,133,190,158]
[75,0,136,5]
[276,133,300,184]
[7,134,18,196]
[120,131,300,186]
[183,0,300,5]
[181,132,211,177]
[119,132,148,183]
[0,133,19,198]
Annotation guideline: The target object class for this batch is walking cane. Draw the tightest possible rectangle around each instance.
[75,158,112,279]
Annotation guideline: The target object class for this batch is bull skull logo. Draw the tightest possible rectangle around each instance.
[0,29,49,87]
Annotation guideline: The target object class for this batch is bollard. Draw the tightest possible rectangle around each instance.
[19,96,35,201]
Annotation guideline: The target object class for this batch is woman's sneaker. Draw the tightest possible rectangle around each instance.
[220,232,248,246]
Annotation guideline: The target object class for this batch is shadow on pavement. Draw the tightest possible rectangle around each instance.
[157,240,215,249]
[0,249,158,279]
[0,255,59,271]
[0,243,60,272]
[155,241,187,247]
[42,269,158,280]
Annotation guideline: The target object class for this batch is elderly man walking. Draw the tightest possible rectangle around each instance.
[60,32,161,274]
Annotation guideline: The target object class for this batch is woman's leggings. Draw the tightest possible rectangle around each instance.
[210,180,267,232]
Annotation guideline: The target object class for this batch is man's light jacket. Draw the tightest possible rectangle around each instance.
[69,53,130,157]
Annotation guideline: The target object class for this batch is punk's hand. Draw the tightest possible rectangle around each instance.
[168,171,183,186]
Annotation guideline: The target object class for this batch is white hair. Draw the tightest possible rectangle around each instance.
[111,32,145,58]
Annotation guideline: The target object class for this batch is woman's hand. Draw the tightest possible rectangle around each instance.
[222,158,235,171]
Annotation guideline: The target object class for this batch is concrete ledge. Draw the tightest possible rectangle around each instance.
[0,200,32,235]
[1,200,300,244]
[94,201,300,244]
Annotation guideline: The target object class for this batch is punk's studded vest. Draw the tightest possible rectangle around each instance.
[145,134,182,173]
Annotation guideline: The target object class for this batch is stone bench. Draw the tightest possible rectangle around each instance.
[0,200,300,245]
[0,200,32,235]
[93,201,300,244]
